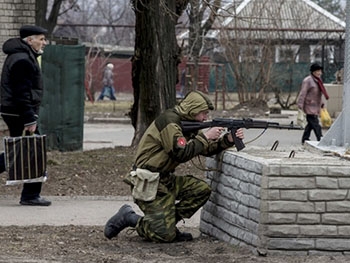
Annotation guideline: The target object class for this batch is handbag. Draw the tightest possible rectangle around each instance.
[4,133,47,185]
[129,168,160,201]
[297,109,307,128]
[320,108,332,128]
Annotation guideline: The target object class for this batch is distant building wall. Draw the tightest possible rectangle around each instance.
[86,55,211,96]
[86,57,133,99]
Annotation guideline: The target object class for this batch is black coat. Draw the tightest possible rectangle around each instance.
[0,38,43,126]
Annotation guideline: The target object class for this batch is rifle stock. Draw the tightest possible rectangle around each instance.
[181,118,303,151]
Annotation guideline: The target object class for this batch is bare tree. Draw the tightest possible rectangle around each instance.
[84,44,112,102]
[186,0,221,92]
[36,0,79,34]
[216,0,344,109]
[217,1,275,105]
[41,0,135,46]
[129,0,189,146]
[312,0,345,20]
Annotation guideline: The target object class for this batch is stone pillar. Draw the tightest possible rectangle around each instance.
[324,84,343,118]
[201,149,350,255]
[318,1,350,148]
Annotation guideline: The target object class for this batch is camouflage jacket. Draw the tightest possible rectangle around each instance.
[134,91,235,174]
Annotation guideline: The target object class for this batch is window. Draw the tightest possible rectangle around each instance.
[275,45,299,63]
[239,45,262,62]
[310,45,334,64]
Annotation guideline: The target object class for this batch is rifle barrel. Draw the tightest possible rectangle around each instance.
[181,121,214,132]
[181,119,304,132]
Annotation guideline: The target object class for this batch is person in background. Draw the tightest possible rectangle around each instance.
[297,63,330,144]
[0,25,51,206]
[97,63,116,101]
[104,91,244,243]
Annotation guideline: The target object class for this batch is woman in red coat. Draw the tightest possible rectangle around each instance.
[297,63,329,144]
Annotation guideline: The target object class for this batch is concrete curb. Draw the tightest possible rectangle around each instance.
[84,116,131,124]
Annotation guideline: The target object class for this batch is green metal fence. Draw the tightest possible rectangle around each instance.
[209,62,342,93]
[39,44,85,151]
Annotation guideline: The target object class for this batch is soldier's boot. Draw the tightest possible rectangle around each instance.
[104,204,141,239]
[175,228,193,242]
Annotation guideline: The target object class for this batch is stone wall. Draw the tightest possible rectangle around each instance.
[201,148,350,255]
[0,0,35,66]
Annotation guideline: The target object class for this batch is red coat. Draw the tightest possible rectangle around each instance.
[297,75,323,115]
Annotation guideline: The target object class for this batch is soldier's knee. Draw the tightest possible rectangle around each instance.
[204,183,211,194]
[149,225,177,243]
[199,180,211,198]
[158,229,177,242]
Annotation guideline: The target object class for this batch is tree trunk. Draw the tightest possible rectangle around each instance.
[130,0,180,147]
[35,0,64,34]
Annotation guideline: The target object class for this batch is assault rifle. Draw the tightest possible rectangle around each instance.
[181,118,303,151]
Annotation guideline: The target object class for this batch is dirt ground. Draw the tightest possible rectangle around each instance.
[1,147,349,263]
[0,99,347,263]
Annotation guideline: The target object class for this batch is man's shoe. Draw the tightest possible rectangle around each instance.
[20,197,51,206]
[175,228,193,242]
[104,204,140,240]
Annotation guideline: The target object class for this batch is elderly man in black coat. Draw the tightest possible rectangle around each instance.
[0,25,51,206]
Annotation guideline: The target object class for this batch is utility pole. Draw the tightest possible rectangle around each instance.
[318,0,350,149]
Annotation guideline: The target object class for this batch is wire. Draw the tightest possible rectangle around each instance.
[190,128,268,172]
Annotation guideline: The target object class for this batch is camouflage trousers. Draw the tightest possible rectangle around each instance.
[134,174,211,242]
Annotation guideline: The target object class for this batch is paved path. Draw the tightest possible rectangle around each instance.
[0,195,201,227]
[0,119,203,228]
[83,122,132,150]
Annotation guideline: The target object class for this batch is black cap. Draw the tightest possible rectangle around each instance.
[310,63,323,72]
[20,25,48,38]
